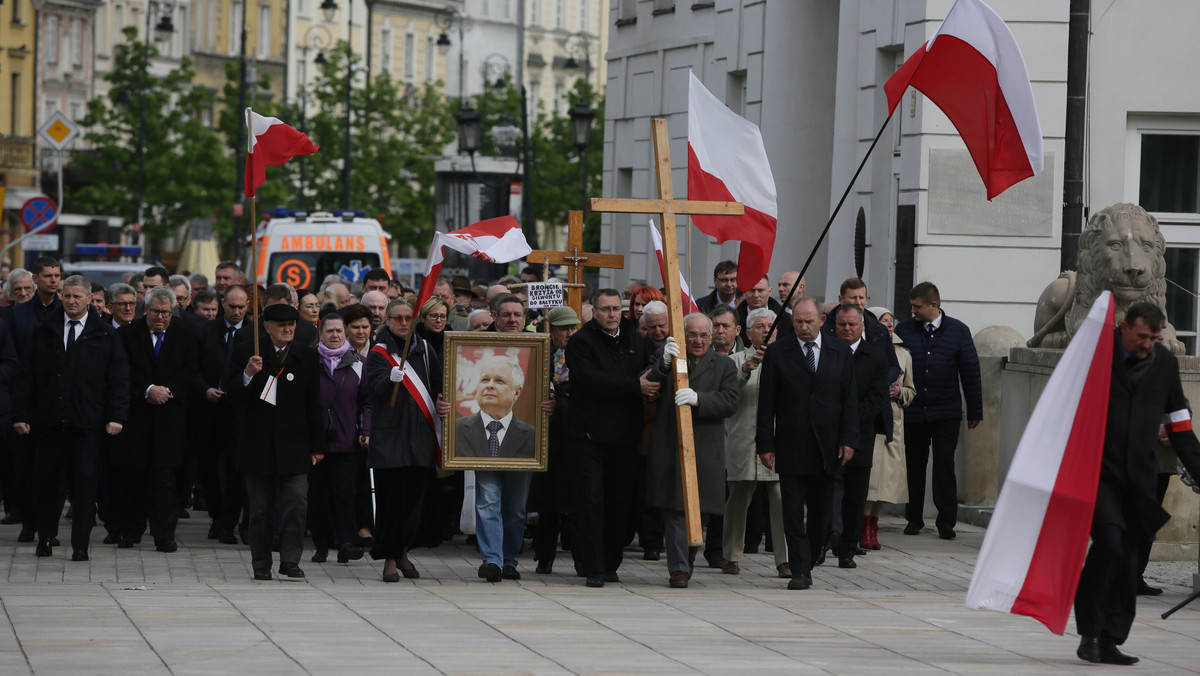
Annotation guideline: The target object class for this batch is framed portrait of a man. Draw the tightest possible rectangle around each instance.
[442,331,551,470]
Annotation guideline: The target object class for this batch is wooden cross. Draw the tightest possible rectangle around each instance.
[525,210,624,317]
[590,118,744,545]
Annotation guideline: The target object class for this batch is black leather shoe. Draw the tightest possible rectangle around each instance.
[382,571,401,583]
[478,562,502,582]
[118,536,138,549]
[71,548,88,562]
[279,562,305,578]
[938,528,956,540]
[399,563,420,579]
[253,569,272,581]
[310,549,328,563]
[704,552,723,568]
[787,573,812,590]
[814,550,826,566]
[1077,636,1102,663]
[217,530,239,545]
[535,562,553,574]
[1137,580,1163,596]
[337,544,364,563]
[103,533,119,545]
[207,523,219,540]
[586,574,604,588]
[642,549,661,561]
[0,512,22,525]
[35,539,52,557]
[50,537,60,547]
[502,565,521,580]
[903,523,922,535]
[1099,638,1139,665]
[838,555,857,569]
[156,541,178,553]
[17,527,35,543]
[603,571,620,583]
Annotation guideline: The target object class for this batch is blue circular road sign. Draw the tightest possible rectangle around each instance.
[21,197,58,232]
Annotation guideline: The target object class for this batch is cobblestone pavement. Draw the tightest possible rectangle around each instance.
[0,515,1196,674]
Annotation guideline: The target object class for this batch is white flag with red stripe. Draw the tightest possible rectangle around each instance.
[415,216,531,310]
[648,219,699,314]
[965,291,1115,634]
[884,0,1043,200]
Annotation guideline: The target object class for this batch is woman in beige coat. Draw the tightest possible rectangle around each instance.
[863,308,915,549]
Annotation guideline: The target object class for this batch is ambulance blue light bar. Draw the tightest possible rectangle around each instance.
[269,207,365,219]
[74,244,143,257]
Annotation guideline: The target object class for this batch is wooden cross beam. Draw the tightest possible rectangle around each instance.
[589,118,744,546]
[526,210,624,317]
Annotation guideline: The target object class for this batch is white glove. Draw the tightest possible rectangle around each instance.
[662,337,680,367]
[674,388,698,407]
[389,366,405,383]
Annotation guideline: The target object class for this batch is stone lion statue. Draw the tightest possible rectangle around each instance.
[1028,203,1184,354]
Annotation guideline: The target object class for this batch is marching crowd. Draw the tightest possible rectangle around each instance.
[0,254,989,592]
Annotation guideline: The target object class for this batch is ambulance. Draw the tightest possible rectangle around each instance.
[253,208,393,293]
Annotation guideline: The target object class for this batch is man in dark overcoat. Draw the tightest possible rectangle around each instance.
[12,274,129,561]
[227,303,324,581]
[1074,302,1200,665]
[757,296,858,591]
[114,286,200,551]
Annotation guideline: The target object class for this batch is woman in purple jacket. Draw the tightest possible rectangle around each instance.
[309,311,372,564]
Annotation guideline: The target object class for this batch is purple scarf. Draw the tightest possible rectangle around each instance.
[317,340,351,374]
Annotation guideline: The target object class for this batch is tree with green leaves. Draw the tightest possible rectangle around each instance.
[70,27,229,243]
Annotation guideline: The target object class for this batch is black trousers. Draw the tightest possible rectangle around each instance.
[904,419,961,530]
[1075,523,1139,644]
[635,453,664,553]
[571,440,636,576]
[779,473,833,577]
[839,465,871,554]
[245,472,308,572]
[370,466,432,561]
[9,433,37,529]
[117,466,180,545]
[35,427,102,549]
[308,452,360,550]
[1137,473,1172,580]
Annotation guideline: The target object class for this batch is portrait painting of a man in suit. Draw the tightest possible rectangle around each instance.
[454,355,536,459]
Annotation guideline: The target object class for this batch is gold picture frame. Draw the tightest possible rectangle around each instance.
[441,331,551,471]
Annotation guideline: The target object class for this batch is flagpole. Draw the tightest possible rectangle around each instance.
[245,107,261,357]
[388,329,418,408]
[766,115,893,343]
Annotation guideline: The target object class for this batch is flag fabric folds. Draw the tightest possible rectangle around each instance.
[884,0,1043,200]
[414,216,531,311]
[244,109,319,198]
[648,219,699,314]
[687,72,778,293]
[965,291,1115,635]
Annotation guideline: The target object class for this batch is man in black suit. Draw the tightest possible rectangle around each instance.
[12,275,129,561]
[454,356,535,458]
[832,305,889,569]
[756,296,857,590]
[695,261,740,315]
[227,303,324,581]
[114,286,199,552]
[1074,302,1200,665]
[237,283,318,348]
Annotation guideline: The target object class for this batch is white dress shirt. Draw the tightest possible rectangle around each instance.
[63,312,88,350]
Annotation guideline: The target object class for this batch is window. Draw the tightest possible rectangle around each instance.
[258,6,271,58]
[579,0,588,32]
[1141,134,1199,214]
[555,0,563,28]
[618,0,636,23]
[12,0,23,24]
[380,26,392,72]
[71,19,83,66]
[69,98,83,121]
[10,74,21,134]
[1166,248,1198,354]
[229,3,242,55]
[45,16,58,64]
[297,0,305,16]
[530,0,539,26]
[478,0,488,17]
[503,0,511,20]
[404,32,415,81]
[529,80,540,116]
[44,100,57,125]
[554,82,564,114]
[424,36,434,82]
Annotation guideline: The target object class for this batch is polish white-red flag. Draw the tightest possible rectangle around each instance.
[965,291,1115,635]
[687,72,778,293]
[884,0,1043,200]
[244,109,319,198]
[415,216,531,310]
[648,219,699,314]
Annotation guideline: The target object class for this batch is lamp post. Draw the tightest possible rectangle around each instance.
[435,5,465,109]
[134,1,175,242]
[297,24,333,208]
[318,0,354,210]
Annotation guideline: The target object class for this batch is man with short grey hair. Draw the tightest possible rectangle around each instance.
[2,268,34,308]
[106,283,138,329]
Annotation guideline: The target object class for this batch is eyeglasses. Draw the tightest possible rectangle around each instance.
[146,308,173,317]
[426,313,448,321]
[111,301,136,308]
[388,314,412,322]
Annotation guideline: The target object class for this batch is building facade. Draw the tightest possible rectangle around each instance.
[36,0,101,176]
[1,0,39,220]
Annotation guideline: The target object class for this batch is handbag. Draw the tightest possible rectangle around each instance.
[322,369,350,442]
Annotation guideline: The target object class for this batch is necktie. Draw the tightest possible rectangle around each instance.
[66,320,79,351]
[804,342,817,372]
[926,322,936,337]
[219,325,237,390]
[154,331,164,358]
[486,420,503,457]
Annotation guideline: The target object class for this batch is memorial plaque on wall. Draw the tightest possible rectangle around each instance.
[928,149,1054,237]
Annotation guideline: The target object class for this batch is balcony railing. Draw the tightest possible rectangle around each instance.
[0,137,36,169]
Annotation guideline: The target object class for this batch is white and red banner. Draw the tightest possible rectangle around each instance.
[965,291,1115,635]
[884,0,1043,200]
[648,219,699,314]
[244,109,319,198]
[415,215,531,310]
[687,72,778,292]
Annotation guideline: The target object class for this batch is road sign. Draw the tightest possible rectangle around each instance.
[22,234,59,251]
[20,196,58,232]
[38,111,80,151]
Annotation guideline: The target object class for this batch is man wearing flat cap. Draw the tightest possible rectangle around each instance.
[227,303,325,581]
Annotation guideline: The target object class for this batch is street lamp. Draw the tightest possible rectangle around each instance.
[134,0,175,242]
[454,108,483,156]
[435,5,466,108]
[316,0,355,209]
[297,24,333,208]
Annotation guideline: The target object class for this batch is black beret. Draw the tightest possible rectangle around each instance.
[262,303,300,322]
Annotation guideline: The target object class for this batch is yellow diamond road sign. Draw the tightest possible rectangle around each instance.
[38,111,80,151]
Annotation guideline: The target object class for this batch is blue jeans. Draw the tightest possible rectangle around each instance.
[474,470,532,568]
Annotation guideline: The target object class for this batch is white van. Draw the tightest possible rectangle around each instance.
[253,208,392,293]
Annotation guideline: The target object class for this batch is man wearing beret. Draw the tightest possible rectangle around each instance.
[227,303,325,581]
